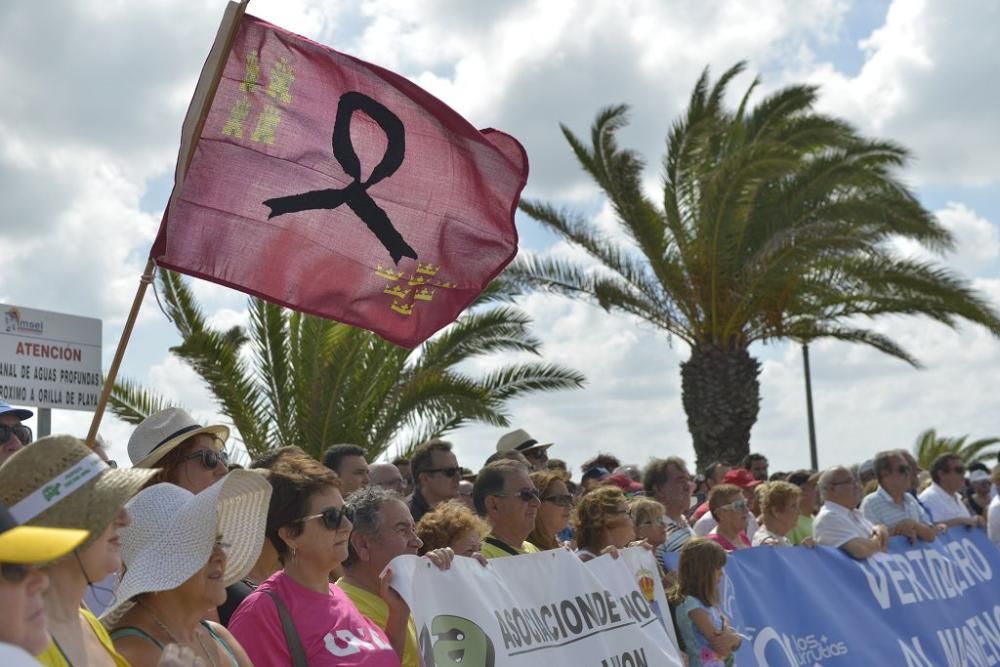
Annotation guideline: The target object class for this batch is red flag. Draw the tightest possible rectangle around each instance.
[152,12,527,348]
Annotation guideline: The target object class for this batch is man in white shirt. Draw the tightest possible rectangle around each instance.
[919,454,983,528]
[861,450,940,543]
[988,466,1000,548]
[814,466,889,559]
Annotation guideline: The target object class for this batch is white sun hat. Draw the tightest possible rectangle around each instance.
[127,407,230,468]
[101,470,271,624]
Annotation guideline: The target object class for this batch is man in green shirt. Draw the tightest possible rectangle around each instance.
[337,486,425,667]
[473,459,542,558]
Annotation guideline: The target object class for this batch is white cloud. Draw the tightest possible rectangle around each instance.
[804,0,1000,186]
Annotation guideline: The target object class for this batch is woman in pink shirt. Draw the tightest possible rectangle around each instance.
[705,485,751,552]
[229,454,405,666]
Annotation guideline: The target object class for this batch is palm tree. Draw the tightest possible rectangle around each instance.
[509,62,1000,470]
[913,429,1000,469]
[109,270,585,462]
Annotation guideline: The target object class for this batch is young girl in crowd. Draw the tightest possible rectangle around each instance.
[669,538,742,667]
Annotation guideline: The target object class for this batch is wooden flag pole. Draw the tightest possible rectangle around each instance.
[85,0,250,448]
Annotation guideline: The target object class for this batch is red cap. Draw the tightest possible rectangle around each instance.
[606,474,644,494]
[722,468,762,489]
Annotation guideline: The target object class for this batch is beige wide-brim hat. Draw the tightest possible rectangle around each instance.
[101,471,271,624]
[127,407,230,468]
[0,435,157,552]
[496,428,553,455]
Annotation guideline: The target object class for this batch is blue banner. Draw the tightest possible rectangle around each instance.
[663,527,1000,666]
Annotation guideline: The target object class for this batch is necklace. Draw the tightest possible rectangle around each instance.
[141,601,218,667]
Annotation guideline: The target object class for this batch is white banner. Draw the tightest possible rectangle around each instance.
[390,547,683,667]
[0,303,102,411]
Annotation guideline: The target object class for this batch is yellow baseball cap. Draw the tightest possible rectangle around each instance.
[0,502,87,564]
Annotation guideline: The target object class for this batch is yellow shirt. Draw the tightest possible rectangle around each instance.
[37,608,130,667]
[479,536,540,559]
[336,578,419,667]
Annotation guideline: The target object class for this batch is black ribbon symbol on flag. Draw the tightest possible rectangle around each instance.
[263,91,417,264]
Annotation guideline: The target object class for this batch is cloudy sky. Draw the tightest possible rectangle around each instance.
[2,0,998,475]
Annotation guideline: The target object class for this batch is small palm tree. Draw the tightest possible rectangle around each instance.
[110,270,585,461]
[913,429,1000,469]
[510,62,1000,469]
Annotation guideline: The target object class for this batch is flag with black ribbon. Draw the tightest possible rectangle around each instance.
[152,12,527,347]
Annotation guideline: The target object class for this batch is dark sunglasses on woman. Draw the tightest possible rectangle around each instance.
[297,505,356,531]
[182,448,230,470]
[0,424,32,446]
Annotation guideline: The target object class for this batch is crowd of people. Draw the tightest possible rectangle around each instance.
[0,398,998,666]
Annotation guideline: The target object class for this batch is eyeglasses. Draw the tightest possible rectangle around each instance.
[830,478,858,487]
[297,505,355,531]
[424,467,461,478]
[0,424,32,446]
[495,488,540,503]
[182,448,229,470]
[542,494,573,507]
[720,499,748,512]
[0,563,31,584]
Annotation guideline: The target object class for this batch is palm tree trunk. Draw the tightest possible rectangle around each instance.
[680,343,761,471]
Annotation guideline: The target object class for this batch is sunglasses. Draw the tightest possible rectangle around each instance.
[297,505,356,531]
[0,563,31,584]
[495,488,540,503]
[182,448,229,470]
[720,499,748,512]
[524,449,548,460]
[0,424,32,446]
[542,493,574,507]
[891,465,911,475]
[425,467,461,478]
[946,466,966,475]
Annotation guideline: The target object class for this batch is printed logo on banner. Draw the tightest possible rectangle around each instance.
[4,308,43,335]
[419,614,496,667]
[751,626,850,666]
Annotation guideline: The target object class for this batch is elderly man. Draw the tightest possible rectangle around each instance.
[644,457,694,553]
[338,486,455,667]
[369,462,406,495]
[814,466,889,559]
[495,428,553,472]
[409,439,461,523]
[861,450,940,543]
[919,454,982,527]
[473,460,541,558]
[322,443,370,497]
[0,401,33,466]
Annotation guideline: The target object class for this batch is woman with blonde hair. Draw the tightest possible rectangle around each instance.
[0,435,156,667]
[629,497,667,549]
[573,487,646,562]
[668,538,741,666]
[415,501,489,557]
[753,481,805,547]
[528,471,573,551]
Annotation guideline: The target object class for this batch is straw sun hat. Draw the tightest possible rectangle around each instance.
[127,407,230,469]
[0,435,156,552]
[101,470,271,623]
